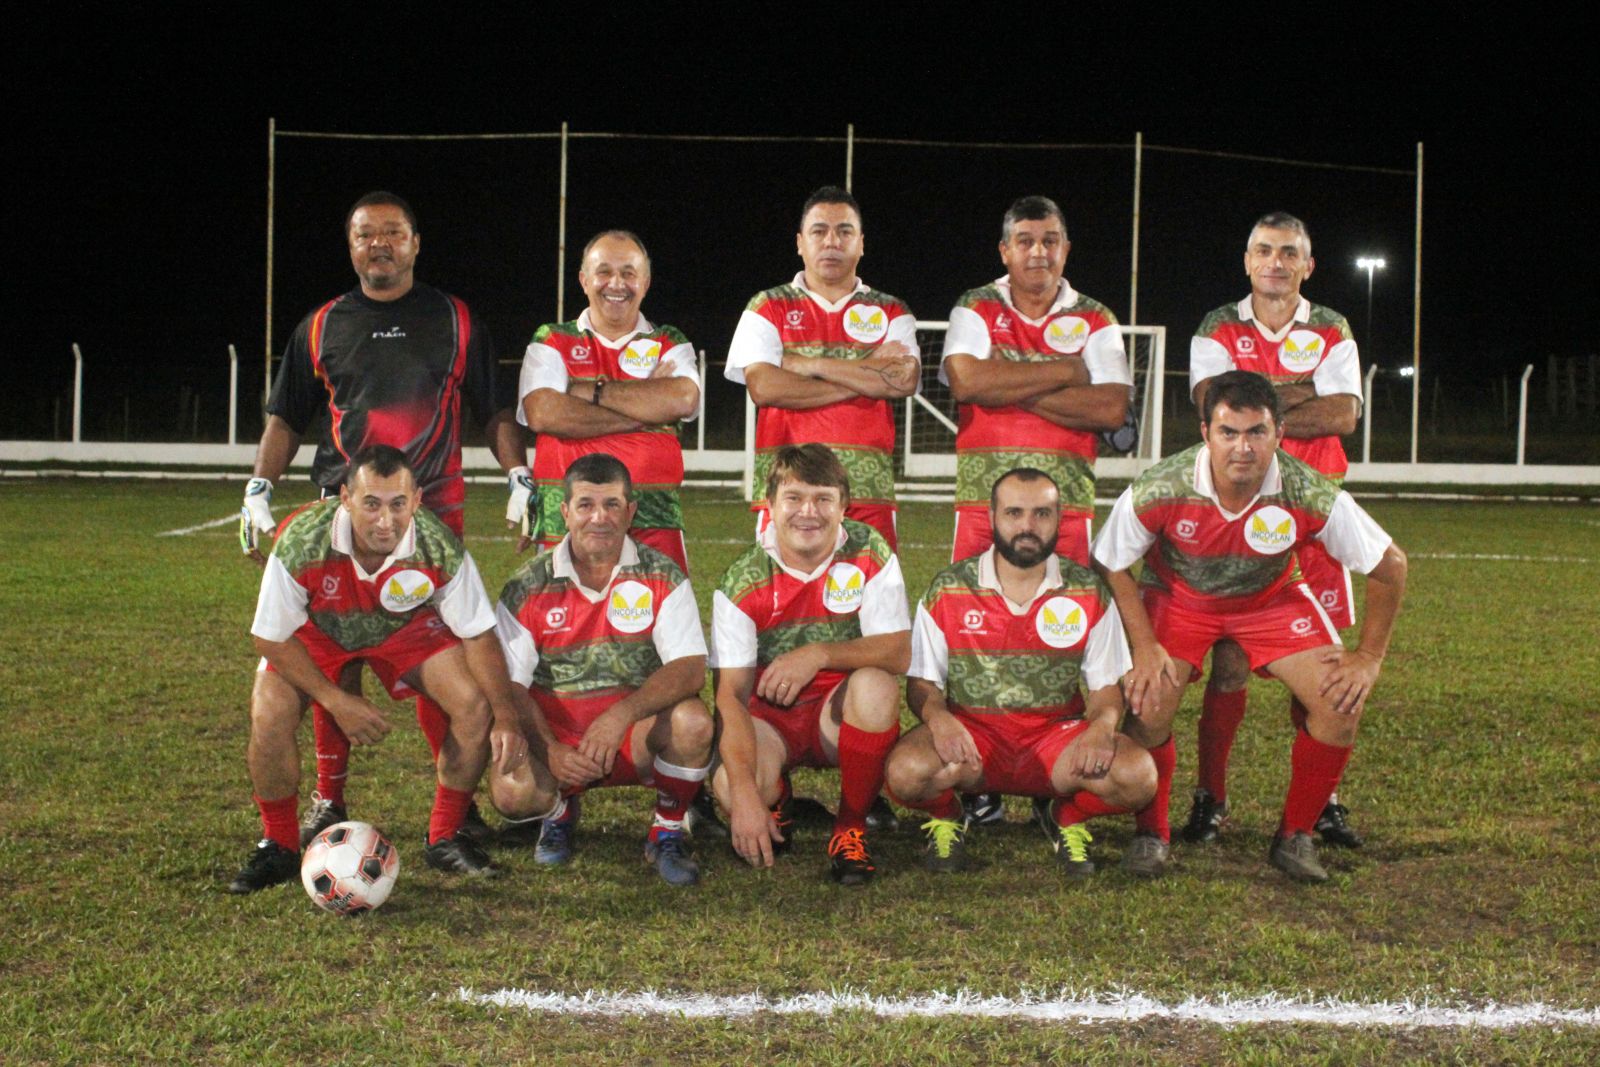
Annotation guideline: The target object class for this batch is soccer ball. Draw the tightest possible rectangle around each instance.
[300,820,399,915]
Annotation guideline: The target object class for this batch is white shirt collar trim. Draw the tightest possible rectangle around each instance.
[331,505,418,582]
[792,271,869,314]
[552,534,641,602]
[993,276,1079,326]
[976,545,1064,615]
[1236,295,1311,342]
[759,518,849,582]
[1192,446,1282,520]
[575,307,655,349]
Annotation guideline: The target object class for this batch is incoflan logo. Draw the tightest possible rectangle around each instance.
[379,570,433,612]
[607,580,654,633]
[1035,595,1087,648]
[1244,506,1296,555]
[843,304,888,344]
[1279,330,1325,372]
[823,563,865,614]
[1043,316,1090,354]
[619,339,662,378]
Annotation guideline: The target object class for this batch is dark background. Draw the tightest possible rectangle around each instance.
[6,10,1590,448]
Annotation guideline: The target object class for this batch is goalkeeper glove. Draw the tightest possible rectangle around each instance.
[240,477,275,555]
[506,466,539,541]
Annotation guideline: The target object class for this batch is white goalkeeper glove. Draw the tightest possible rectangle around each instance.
[240,477,276,557]
[505,466,537,540]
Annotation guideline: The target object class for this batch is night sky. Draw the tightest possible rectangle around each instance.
[8,12,1589,443]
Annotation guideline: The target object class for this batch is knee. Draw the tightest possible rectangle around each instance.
[883,737,939,802]
[668,698,716,758]
[491,764,556,820]
[1309,708,1362,747]
[248,681,301,746]
[445,692,491,738]
[844,668,901,731]
[1111,745,1158,808]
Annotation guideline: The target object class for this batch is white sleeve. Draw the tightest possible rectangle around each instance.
[938,304,991,385]
[1083,323,1133,386]
[1189,335,1235,398]
[250,555,310,642]
[1312,337,1363,400]
[907,602,949,686]
[707,589,759,668]
[435,552,497,638]
[859,554,911,636]
[494,600,539,688]
[652,580,709,663]
[1315,492,1393,575]
[516,340,569,428]
[724,309,782,384]
[887,311,924,395]
[1080,600,1133,692]
[661,340,703,422]
[1091,488,1157,572]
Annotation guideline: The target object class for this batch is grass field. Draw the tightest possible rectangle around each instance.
[2,479,1597,1064]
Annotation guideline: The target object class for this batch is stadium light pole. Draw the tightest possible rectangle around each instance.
[1356,256,1386,346]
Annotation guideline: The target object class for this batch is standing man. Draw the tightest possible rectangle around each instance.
[229,446,527,893]
[488,454,714,887]
[708,444,910,886]
[941,195,1132,827]
[725,185,921,549]
[1184,212,1365,849]
[1093,371,1406,882]
[518,230,701,571]
[237,191,530,846]
[884,469,1155,878]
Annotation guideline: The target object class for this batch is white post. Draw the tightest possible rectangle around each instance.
[1361,363,1378,463]
[696,349,707,453]
[903,395,915,473]
[72,343,84,443]
[1129,131,1142,325]
[845,123,854,191]
[228,344,240,445]
[1517,363,1535,465]
[265,117,276,405]
[1410,141,1424,463]
[556,121,569,322]
[743,394,757,502]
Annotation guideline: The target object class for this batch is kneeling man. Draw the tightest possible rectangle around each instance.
[709,444,910,886]
[488,453,713,887]
[886,468,1155,878]
[231,445,527,892]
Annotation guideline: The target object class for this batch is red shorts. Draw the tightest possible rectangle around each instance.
[1146,583,1341,678]
[750,686,841,771]
[539,526,689,573]
[1297,539,1354,629]
[956,709,1091,796]
[266,613,459,700]
[952,506,1091,567]
[754,502,897,551]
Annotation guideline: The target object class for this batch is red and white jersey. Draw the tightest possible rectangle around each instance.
[1093,444,1392,615]
[940,277,1131,514]
[1189,296,1361,478]
[910,548,1130,715]
[726,274,919,507]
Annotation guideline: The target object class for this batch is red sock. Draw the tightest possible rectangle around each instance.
[416,696,448,762]
[1288,696,1309,733]
[255,794,299,851]
[834,721,899,832]
[1282,731,1352,835]
[1056,790,1129,827]
[649,757,709,840]
[311,705,350,805]
[889,786,962,821]
[428,784,474,845]
[1196,689,1247,803]
[1134,736,1177,842]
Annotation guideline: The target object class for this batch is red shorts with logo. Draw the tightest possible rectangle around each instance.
[539,526,689,574]
[955,708,1090,796]
[1145,582,1341,678]
[1296,539,1354,629]
[952,506,1091,567]
[750,684,843,771]
[754,503,897,551]
[266,613,459,700]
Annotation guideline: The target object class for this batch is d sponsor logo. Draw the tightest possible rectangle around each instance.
[1035,595,1088,649]
[607,580,654,633]
[379,569,434,613]
[962,608,985,630]
[1279,330,1326,372]
[994,312,1012,331]
[1290,616,1315,636]
[1174,519,1198,541]
[570,344,592,362]
[842,304,888,344]
[1244,505,1296,555]
[785,309,806,328]
[1236,335,1256,355]
[321,575,341,597]
[619,339,662,378]
[1043,316,1090,354]
[545,607,568,629]
[1319,589,1339,609]
[823,563,866,614]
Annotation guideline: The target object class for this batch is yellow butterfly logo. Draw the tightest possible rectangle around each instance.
[1250,515,1292,537]
[1042,606,1083,627]
[1051,320,1087,340]
[611,590,651,611]
[826,571,863,595]
[387,577,431,598]
[1283,337,1321,356]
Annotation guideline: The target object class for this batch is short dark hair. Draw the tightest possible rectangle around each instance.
[1250,211,1310,249]
[1002,196,1067,242]
[581,229,651,269]
[799,185,861,231]
[1202,370,1282,427]
[989,467,1059,509]
[563,453,633,501]
[345,191,418,233]
[765,443,851,502]
[346,444,415,484]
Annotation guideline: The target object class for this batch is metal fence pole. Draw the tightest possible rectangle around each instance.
[1517,364,1535,465]
[696,349,707,453]
[72,343,84,443]
[228,344,239,445]
[556,122,569,322]
[1362,363,1378,463]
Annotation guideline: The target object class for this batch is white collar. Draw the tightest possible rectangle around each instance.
[993,275,1079,326]
[976,545,1064,615]
[1192,446,1282,521]
[759,519,849,582]
[331,506,418,582]
[575,307,656,349]
[1236,294,1311,342]
[791,271,870,314]
[552,534,641,602]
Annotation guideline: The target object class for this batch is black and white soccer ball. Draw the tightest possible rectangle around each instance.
[300,820,399,915]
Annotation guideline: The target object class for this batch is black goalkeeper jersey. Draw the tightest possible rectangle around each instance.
[268,283,498,526]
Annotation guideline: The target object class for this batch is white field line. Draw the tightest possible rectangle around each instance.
[155,514,239,537]
[457,986,1600,1030]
